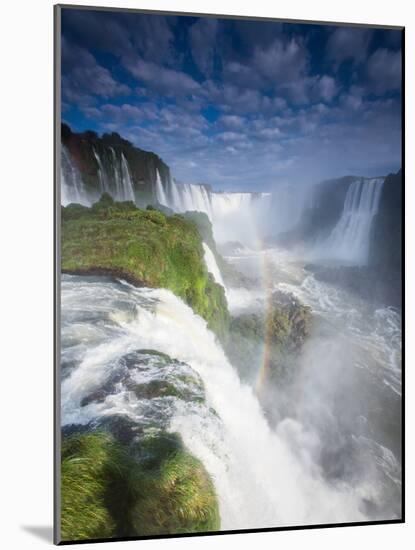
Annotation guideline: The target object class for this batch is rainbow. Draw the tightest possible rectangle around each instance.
[254,246,277,396]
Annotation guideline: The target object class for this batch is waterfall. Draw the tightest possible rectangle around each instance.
[62,275,367,529]
[161,184,271,245]
[60,146,90,206]
[61,145,137,205]
[120,153,135,202]
[202,243,226,289]
[93,147,108,193]
[162,182,272,226]
[60,141,272,246]
[167,176,182,211]
[155,169,169,206]
[320,177,385,265]
[110,147,123,199]
[211,192,255,216]
[170,182,213,218]
[211,192,271,245]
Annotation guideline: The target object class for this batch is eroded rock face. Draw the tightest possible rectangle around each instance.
[62,123,171,206]
[368,170,402,307]
[267,290,312,352]
[275,176,357,246]
[370,170,402,271]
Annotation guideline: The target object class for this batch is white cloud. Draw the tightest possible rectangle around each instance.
[219,115,245,130]
[254,38,308,85]
[190,18,218,76]
[62,38,131,104]
[124,58,201,96]
[327,27,372,66]
[315,75,338,102]
[367,48,402,94]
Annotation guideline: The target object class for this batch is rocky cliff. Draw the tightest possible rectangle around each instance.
[369,170,402,273]
[61,123,171,206]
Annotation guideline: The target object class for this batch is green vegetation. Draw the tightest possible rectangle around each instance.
[60,431,132,540]
[61,194,229,337]
[182,211,216,252]
[129,432,220,536]
[182,210,256,288]
[80,349,206,408]
[226,290,312,383]
[60,430,220,541]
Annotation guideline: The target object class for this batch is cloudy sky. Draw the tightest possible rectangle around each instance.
[61,8,402,191]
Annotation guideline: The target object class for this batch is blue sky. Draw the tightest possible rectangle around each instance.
[61,8,402,191]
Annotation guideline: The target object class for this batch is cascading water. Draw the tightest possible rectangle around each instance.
[167,182,213,218]
[120,153,135,202]
[153,173,273,245]
[61,143,386,258]
[223,245,401,519]
[210,192,271,245]
[155,169,169,207]
[93,147,108,194]
[62,274,372,529]
[60,146,90,206]
[110,147,124,199]
[61,146,138,205]
[61,143,273,246]
[202,243,226,289]
[162,183,272,245]
[319,177,385,264]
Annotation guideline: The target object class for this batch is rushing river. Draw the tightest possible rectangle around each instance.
[61,241,401,529]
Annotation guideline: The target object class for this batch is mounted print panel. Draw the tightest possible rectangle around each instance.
[54,4,404,545]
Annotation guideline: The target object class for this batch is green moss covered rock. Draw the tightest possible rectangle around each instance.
[80,349,206,409]
[60,432,132,541]
[129,433,220,536]
[61,195,229,338]
[226,290,311,383]
[60,430,220,542]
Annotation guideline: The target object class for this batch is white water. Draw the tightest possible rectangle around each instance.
[61,144,272,245]
[155,169,169,207]
[110,147,135,201]
[61,147,136,205]
[203,243,226,289]
[158,180,272,245]
[120,153,135,202]
[171,182,213,217]
[317,177,385,264]
[62,275,371,529]
[226,245,402,397]
[110,147,123,198]
[61,146,90,206]
[93,147,108,194]
[60,145,401,527]
[211,192,271,245]
[224,245,401,518]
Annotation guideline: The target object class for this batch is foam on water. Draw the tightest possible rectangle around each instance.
[61,274,374,529]
[226,246,401,398]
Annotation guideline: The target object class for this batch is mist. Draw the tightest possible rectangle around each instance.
[61,134,402,528]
